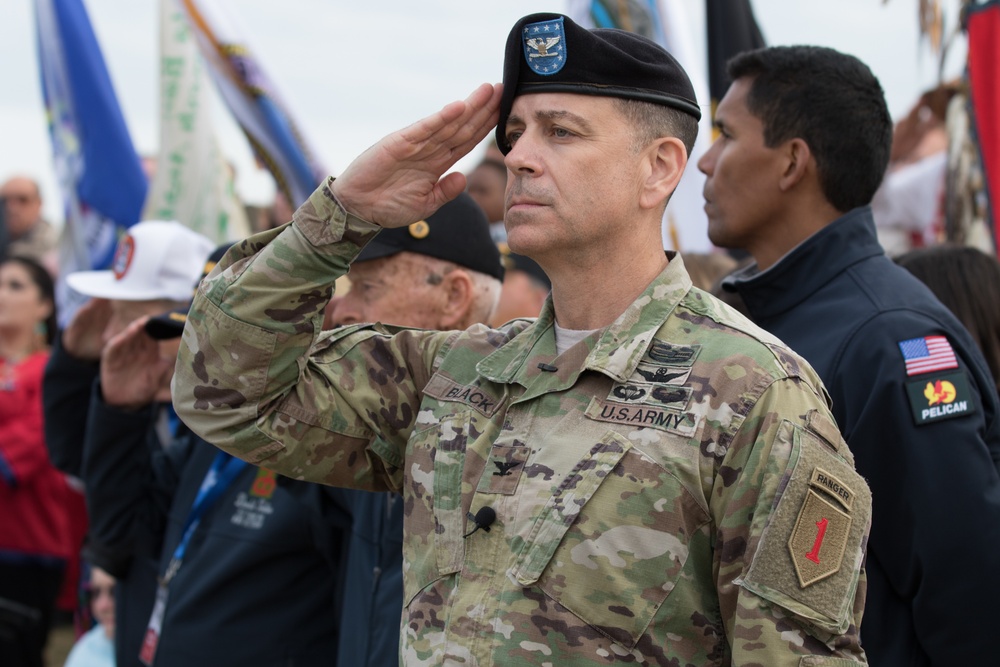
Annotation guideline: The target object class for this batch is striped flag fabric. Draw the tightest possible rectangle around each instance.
[566,0,713,253]
[35,0,148,325]
[898,335,959,376]
[175,0,325,210]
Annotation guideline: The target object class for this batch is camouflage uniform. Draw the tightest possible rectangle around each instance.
[174,180,872,666]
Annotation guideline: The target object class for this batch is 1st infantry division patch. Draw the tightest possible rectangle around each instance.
[788,468,854,587]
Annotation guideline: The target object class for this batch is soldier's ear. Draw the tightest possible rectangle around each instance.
[438,269,474,329]
[639,136,686,212]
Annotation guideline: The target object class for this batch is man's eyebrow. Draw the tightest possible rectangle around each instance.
[505,109,594,134]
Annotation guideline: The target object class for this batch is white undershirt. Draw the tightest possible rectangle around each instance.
[554,323,601,356]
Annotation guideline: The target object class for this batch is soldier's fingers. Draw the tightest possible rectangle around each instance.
[401,83,497,148]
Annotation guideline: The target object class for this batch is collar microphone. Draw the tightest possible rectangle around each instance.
[463,506,497,538]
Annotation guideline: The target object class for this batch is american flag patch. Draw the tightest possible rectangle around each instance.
[898,336,959,376]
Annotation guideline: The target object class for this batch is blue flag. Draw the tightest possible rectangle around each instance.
[35,0,147,324]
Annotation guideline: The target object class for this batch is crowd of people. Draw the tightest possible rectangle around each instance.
[3,10,1000,667]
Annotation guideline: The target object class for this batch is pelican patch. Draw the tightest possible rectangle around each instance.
[905,371,976,425]
[522,18,566,75]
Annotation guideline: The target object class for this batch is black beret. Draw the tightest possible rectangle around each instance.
[355,192,504,281]
[145,243,234,340]
[496,13,701,153]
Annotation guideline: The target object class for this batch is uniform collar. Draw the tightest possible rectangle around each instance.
[723,206,885,320]
[477,252,693,388]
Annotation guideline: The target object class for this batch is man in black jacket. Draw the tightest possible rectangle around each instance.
[45,228,350,666]
[700,45,1000,667]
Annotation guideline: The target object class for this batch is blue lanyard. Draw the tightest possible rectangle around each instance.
[162,451,248,585]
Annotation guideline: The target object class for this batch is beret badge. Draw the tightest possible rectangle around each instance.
[522,18,566,75]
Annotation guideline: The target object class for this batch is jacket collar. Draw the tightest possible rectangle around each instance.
[477,252,692,388]
[723,206,885,320]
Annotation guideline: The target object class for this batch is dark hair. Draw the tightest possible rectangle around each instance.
[728,45,892,212]
[896,244,1000,393]
[4,255,57,346]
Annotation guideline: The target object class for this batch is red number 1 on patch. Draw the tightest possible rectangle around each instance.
[805,517,828,563]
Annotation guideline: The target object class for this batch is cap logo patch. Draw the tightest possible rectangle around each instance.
[408,220,430,239]
[112,235,136,280]
[522,18,566,75]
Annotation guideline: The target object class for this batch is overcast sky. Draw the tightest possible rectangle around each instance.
[1,0,967,224]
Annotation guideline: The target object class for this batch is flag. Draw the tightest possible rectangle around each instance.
[706,0,765,122]
[142,0,251,243]
[898,335,959,376]
[566,0,713,252]
[965,2,1000,255]
[35,0,148,325]
[176,0,325,209]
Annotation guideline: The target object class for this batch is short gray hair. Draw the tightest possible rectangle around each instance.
[613,98,698,156]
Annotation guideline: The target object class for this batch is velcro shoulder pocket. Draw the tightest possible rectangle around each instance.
[739,420,872,635]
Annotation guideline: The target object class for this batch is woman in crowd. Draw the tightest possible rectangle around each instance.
[0,256,73,667]
[64,565,115,667]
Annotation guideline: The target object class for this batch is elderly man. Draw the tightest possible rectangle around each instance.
[1,176,58,271]
[174,13,871,665]
[325,193,503,667]
[44,224,350,667]
[702,46,1000,666]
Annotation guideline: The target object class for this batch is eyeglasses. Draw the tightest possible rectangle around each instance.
[2,194,35,205]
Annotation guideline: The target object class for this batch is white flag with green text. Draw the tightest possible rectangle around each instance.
[142,0,250,242]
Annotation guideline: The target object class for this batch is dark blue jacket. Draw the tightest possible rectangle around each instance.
[44,338,350,666]
[337,489,403,667]
[726,207,1000,667]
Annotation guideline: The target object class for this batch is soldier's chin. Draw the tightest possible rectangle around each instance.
[504,223,542,255]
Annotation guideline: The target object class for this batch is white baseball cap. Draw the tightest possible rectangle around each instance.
[66,220,216,301]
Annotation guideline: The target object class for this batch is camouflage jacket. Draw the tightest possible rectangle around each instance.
[173,179,872,666]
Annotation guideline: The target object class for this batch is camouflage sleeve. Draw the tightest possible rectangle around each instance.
[171,178,452,490]
[711,375,871,666]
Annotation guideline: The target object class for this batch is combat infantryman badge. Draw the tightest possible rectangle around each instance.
[522,17,566,75]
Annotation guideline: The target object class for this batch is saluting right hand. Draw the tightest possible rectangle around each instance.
[100,316,174,409]
[332,82,503,229]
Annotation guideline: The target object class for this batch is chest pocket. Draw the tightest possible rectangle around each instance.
[402,411,470,606]
[509,431,711,649]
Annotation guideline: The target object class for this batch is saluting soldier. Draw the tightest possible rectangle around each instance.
[173,14,872,666]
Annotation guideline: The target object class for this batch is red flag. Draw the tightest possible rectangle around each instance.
[966,3,1000,254]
